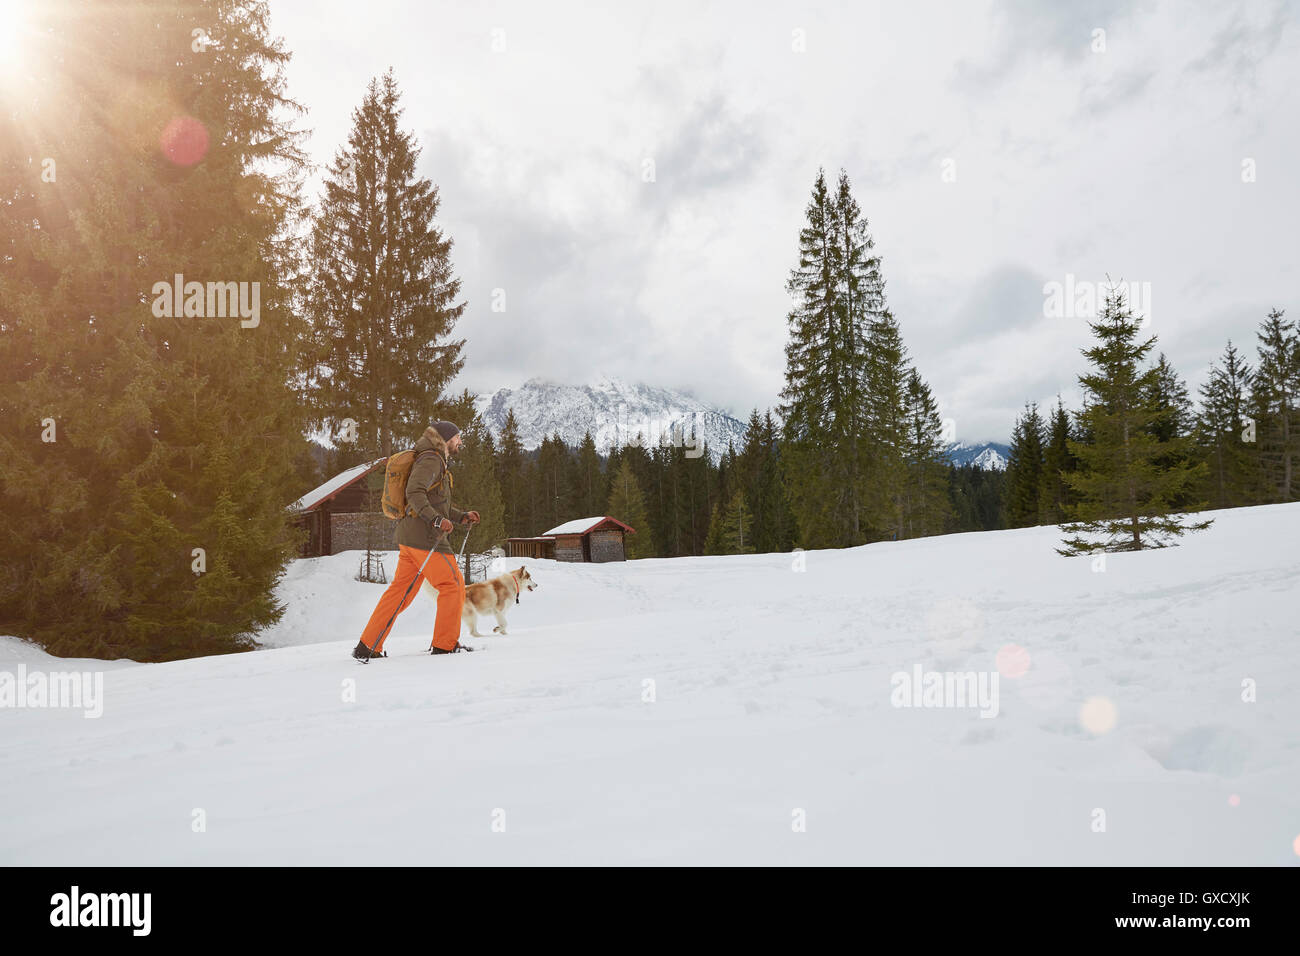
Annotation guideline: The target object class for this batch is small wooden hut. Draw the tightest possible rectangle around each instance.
[504,516,635,563]
[289,458,389,557]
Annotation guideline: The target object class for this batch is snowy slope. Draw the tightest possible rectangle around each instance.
[2,503,1298,865]
[474,375,747,462]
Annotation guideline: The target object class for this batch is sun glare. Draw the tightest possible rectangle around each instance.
[0,0,31,71]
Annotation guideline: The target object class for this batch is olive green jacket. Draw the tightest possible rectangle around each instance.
[394,425,467,553]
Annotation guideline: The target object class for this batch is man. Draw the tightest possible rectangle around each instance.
[352,421,480,660]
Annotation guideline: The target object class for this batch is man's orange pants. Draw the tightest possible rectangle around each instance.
[359,545,464,653]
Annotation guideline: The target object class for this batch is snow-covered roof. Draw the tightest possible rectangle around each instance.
[289,459,385,512]
[543,516,635,536]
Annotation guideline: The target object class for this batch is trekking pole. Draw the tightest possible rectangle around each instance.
[363,527,446,664]
[458,525,472,583]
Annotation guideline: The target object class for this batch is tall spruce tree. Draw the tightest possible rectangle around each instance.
[1005,403,1046,528]
[303,70,464,458]
[1144,352,1197,510]
[863,309,910,540]
[0,0,310,660]
[495,408,527,534]
[535,432,573,532]
[1038,397,1077,524]
[646,441,674,556]
[737,410,798,553]
[778,171,837,547]
[1250,308,1299,502]
[606,457,655,558]
[761,411,799,551]
[1059,289,1211,554]
[574,431,605,518]
[453,414,506,556]
[780,171,864,547]
[779,168,906,548]
[900,370,953,537]
[1195,341,1257,509]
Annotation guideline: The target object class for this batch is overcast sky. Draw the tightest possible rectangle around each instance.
[272,0,1299,442]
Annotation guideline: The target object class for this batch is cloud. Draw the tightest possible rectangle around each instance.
[951,0,1143,90]
[273,0,1300,444]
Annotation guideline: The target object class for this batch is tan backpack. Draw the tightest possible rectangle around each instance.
[380,449,449,520]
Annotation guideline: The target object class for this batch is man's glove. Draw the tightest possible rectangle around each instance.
[433,517,454,534]
[461,511,481,525]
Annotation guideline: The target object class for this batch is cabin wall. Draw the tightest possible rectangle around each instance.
[329,513,397,554]
[588,529,626,562]
[554,534,585,562]
[506,539,554,560]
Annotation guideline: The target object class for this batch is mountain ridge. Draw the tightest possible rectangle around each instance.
[471,376,1009,470]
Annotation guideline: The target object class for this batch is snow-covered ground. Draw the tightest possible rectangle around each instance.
[2,503,1298,865]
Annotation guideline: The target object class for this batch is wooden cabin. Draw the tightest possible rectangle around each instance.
[505,516,635,563]
[289,458,391,557]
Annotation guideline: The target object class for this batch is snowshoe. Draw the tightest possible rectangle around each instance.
[430,643,474,655]
[353,640,386,661]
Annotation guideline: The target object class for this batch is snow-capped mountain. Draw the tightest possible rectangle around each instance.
[474,376,748,462]
[945,441,1009,471]
[474,376,1008,470]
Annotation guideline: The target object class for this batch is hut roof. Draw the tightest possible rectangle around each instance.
[290,458,385,513]
[543,516,636,536]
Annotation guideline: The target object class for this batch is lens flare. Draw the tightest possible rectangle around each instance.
[996,643,1031,679]
[160,115,210,166]
[1079,696,1117,735]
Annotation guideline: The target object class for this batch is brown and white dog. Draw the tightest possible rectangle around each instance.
[427,565,538,637]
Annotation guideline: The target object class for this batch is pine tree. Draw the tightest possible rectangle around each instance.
[779,169,883,548]
[664,443,699,558]
[574,431,606,518]
[1195,341,1257,509]
[454,415,506,555]
[1143,352,1197,510]
[302,70,465,458]
[736,410,798,553]
[645,441,671,556]
[1250,308,1299,502]
[863,309,910,540]
[535,433,573,531]
[606,458,655,558]
[761,411,800,552]
[495,408,527,534]
[704,489,756,555]
[1058,289,1211,554]
[1005,403,1046,528]
[1038,397,1077,524]
[736,410,767,546]
[900,370,954,537]
[0,0,311,661]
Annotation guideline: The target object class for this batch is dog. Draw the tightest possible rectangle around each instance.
[424,565,538,637]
